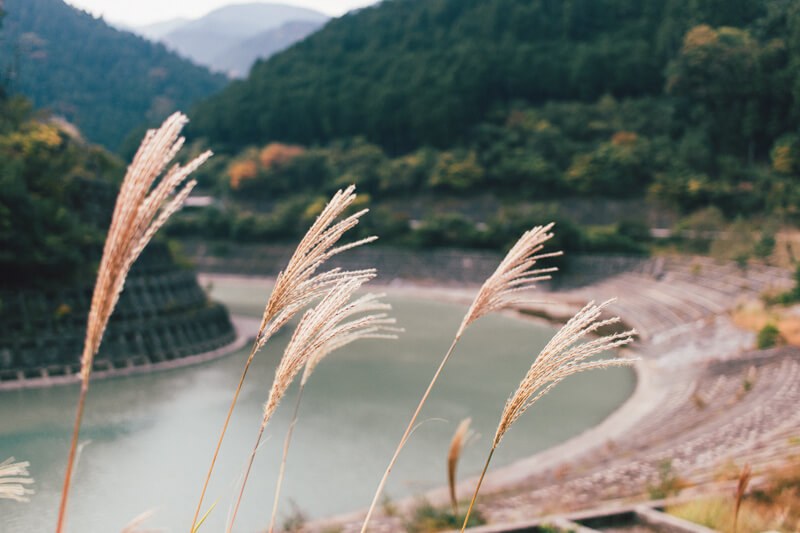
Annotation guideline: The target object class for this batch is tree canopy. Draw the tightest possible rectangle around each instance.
[0,0,227,151]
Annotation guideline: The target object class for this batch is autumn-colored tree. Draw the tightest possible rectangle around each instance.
[259,143,305,170]
[228,158,258,190]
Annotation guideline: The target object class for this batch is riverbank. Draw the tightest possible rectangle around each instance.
[197,272,656,532]
[271,256,799,532]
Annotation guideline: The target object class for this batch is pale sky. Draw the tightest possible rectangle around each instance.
[65,0,380,27]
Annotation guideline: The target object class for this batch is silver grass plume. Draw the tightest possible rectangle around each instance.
[60,112,209,533]
[301,292,401,385]
[81,111,210,379]
[256,185,377,346]
[460,223,561,334]
[263,276,394,424]
[493,299,636,446]
[361,223,561,533]
[460,300,636,532]
[0,457,34,502]
[192,185,376,532]
[267,291,400,533]
[229,274,396,533]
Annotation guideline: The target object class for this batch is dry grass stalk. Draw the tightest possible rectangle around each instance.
[460,300,637,532]
[267,293,401,533]
[121,510,164,533]
[361,225,559,533]
[190,185,375,532]
[447,418,473,517]
[228,276,397,533]
[57,112,210,533]
[257,185,377,343]
[0,457,34,502]
[459,223,561,335]
[733,461,751,533]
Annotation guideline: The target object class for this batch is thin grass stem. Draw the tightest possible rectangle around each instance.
[226,420,267,533]
[360,333,462,533]
[268,382,305,533]
[190,340,259,532]
[56,381,88,533]
[460,446,495,533]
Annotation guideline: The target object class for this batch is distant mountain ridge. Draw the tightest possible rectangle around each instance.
[210,19,325,76]
[0,0,227,150]
[135,17,190,40]
[133,3,329,77]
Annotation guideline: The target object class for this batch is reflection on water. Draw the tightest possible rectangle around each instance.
[0,278,635,532]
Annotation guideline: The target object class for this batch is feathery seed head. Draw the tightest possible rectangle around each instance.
[80,112,210,381]
[493,299,636,447]
[301,292,401,385]
[461,223,561,334]
[447,418,473,516]
[0,457,34,502]
[257,185,377,343]
[262,275,396,425]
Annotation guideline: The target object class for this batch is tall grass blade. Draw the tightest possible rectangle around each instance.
[227,277,396,532]
[447,418,473,517]
[190,185,375,532]
[361,224,559,532]
[733,461,751,533]
[57,112,210,533]
[460,300,636,531]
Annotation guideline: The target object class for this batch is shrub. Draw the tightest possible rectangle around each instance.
[405,499,485,533]
[757,323,781,349]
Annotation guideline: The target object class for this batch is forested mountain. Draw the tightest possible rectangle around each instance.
[145,3,328,75]
[176,0,800,259]
[0,0,228,150]
[189,0,784,155]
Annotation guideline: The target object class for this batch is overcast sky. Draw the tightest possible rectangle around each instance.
[64,0,380,26]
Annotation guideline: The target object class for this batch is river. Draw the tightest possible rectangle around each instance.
[0,277,635,532]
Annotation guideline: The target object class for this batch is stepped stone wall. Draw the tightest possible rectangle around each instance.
[0,242,236,384]
[180,241,654,286]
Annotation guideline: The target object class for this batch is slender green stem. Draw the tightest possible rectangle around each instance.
[226,419,267,533]
[268,382,305,533]
[360,332,463,533]
[55,381,88,533]
[460,446,495,533]
[190,340,259,533]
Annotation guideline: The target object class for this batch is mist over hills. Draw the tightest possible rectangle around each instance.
[0,0,227,150]
[132,3,329,77]
[209,19,325,77]
[134,17,191,40]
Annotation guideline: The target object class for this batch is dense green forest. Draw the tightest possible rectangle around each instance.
[0,90,126,289]
[189,0,792,155]
[174,0,800,259]
[0,0,227,150]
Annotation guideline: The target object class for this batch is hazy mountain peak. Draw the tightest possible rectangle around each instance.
[137,2,329,73]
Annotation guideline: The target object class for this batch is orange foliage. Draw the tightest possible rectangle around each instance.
[259,142,305,170]
[611,131,638,147]
[229,160,258,189]
[683,24,719,49]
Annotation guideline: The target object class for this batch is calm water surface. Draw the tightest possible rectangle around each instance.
[0,278,635,532]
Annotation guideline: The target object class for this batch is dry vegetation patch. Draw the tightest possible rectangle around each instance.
[667,460,800,533]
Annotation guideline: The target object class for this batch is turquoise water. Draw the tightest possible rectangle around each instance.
[0,277,635,532]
